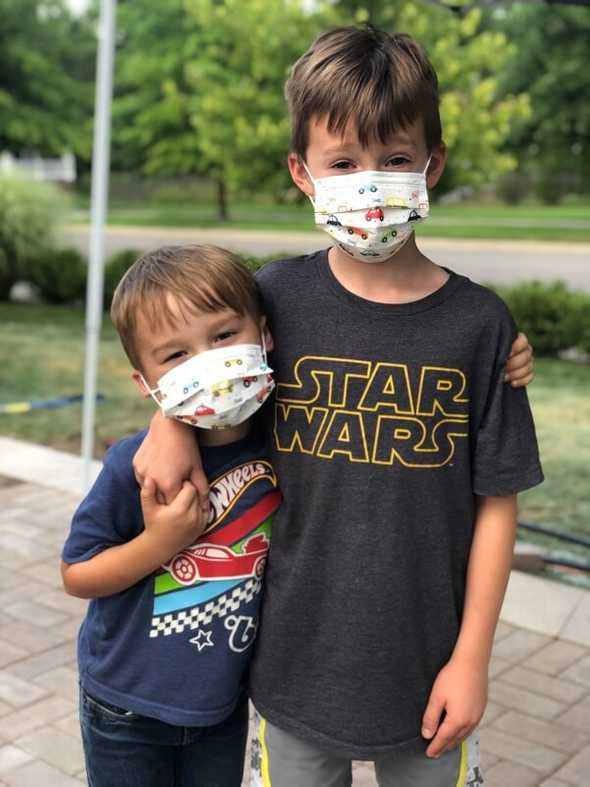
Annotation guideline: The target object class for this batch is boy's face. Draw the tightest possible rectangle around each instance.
[288,116,446,194]
[131,295,272,396]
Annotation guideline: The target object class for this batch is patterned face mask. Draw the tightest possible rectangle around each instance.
[304,160,431,262]
[142,339,274,430]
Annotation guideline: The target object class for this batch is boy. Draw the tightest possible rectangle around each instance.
[134,26,541,786]
[61,245,281,787]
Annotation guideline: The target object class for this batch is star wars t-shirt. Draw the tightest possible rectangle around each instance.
[62,430,280,727]
[249,250,543,758]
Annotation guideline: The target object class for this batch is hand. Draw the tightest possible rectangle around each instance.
[504,331,534,387]
[140,477,209,563]
[421,657,487,758]
[133,411,209,511]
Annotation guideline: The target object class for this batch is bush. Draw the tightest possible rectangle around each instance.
[495,171,531,205]
[0,176,68,300]
[495,281,590,356]
[103,248,141,309]
[27,247,87,304]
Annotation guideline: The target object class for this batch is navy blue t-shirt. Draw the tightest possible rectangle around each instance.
[62,429,281,727]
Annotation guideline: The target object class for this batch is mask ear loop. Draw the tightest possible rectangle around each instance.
[140,373,165,409]
[423,155,433,176]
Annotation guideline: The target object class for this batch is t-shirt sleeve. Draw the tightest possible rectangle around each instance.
[62,443,142,564]
[472,309,544,497]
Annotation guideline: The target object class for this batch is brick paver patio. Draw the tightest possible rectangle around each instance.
[0,475,589,786]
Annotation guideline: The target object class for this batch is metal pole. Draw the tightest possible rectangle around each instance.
[81,0,117,492]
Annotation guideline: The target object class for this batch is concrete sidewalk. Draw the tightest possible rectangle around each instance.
[0,440,589,786]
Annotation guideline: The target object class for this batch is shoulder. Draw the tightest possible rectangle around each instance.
[100,430,147,491]
[452,273,516,330]
[255,250,325,297]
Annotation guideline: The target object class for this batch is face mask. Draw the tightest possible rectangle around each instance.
[304,161,431,262]
[143,340,274,429]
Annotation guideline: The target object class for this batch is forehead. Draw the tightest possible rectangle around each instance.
[307,115,425,155]
[134,294,238,347]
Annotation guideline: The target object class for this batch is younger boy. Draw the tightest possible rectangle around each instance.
[134,26,541,787]
[61,245,280,787]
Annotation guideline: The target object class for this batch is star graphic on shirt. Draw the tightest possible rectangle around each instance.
[189,629,214,652]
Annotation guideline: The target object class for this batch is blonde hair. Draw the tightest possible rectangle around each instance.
[285,25,442,157]
[110,245,262,370]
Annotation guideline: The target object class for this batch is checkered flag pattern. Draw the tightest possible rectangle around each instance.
[150,578,262,638]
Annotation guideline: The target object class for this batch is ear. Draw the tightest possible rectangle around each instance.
[425,142,447,190]
[131,370,152,399]
[260,316,274,353]
[288,152,314,197]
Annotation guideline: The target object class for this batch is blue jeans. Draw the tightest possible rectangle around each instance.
[79,686,248,787]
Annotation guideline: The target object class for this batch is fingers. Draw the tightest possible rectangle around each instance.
[169,480,198,514]
[190,466,210,513]
[421,693,444,741]
[508,331,529,357]
[140,477,157,513]
[426,718,472,758]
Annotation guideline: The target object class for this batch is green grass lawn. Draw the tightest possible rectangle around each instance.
[1,303,589,544]
[68,200,590,243]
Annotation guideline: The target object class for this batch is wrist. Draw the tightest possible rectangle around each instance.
[140,527,180,568]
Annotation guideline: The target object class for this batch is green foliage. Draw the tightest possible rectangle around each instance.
[494,171,531,205]
[0,176,68,300]
[103,249,141,310]
[492,3,590,198]
[494,281,590,357]
[0,0,95,159]
[113,0,320,218]
[27,247,86,304]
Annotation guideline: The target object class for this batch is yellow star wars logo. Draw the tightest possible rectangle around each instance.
[273,356,469,468]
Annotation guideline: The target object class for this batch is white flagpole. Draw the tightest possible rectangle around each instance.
[81,0,117,492]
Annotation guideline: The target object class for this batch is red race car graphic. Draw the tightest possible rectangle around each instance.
[365,207,384,222]
[242,376,258,388]
[164,534,269,586]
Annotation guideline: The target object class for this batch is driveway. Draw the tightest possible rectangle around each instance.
[64,225,590,292]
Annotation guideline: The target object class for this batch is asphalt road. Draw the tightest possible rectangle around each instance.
[64,225,590,292]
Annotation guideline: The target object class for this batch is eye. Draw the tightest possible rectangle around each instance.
[331,160,354,170]
[214,330,237,343]
[387,155,412,167]
[164,350,186,363]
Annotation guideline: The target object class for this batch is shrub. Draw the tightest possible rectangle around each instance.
[0,176,68,300]
[495,171,531,205]
[495,281,588,356]
[27,247,87,304]
[103,248,141,309]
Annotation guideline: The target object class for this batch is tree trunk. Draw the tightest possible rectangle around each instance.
[216,178,229,222]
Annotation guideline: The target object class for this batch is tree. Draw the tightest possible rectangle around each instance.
[492,3,590,199]
[0,0,94,159]
[113,0,319,220]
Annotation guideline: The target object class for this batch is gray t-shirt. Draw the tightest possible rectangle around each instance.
[249,250,543,759]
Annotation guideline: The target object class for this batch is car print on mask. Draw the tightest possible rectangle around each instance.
[326,215,342,227]
[224,358,243,368]
[358,183,378,195]
[407,209,421,222]
[365,207,384,222]
[164,533,270,585]
[242,376,258,388]
[347,227,368,240]
[212,381,234,397]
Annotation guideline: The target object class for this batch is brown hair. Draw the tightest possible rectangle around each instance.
[110,245,262,370]
[285,25,441,157]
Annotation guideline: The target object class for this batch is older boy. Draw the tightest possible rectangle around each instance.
[135,26,541,787]
[61,245,280,787]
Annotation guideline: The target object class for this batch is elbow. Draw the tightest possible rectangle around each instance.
[61,561,93,599]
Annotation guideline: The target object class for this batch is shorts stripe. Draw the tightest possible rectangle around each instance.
[456,738,468,786]
[259,716,272,787]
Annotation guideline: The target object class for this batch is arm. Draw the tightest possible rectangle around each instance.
[134,410,209,509]
[422,494,517,757]
[505,332,533,387]
[62,478,207,598]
